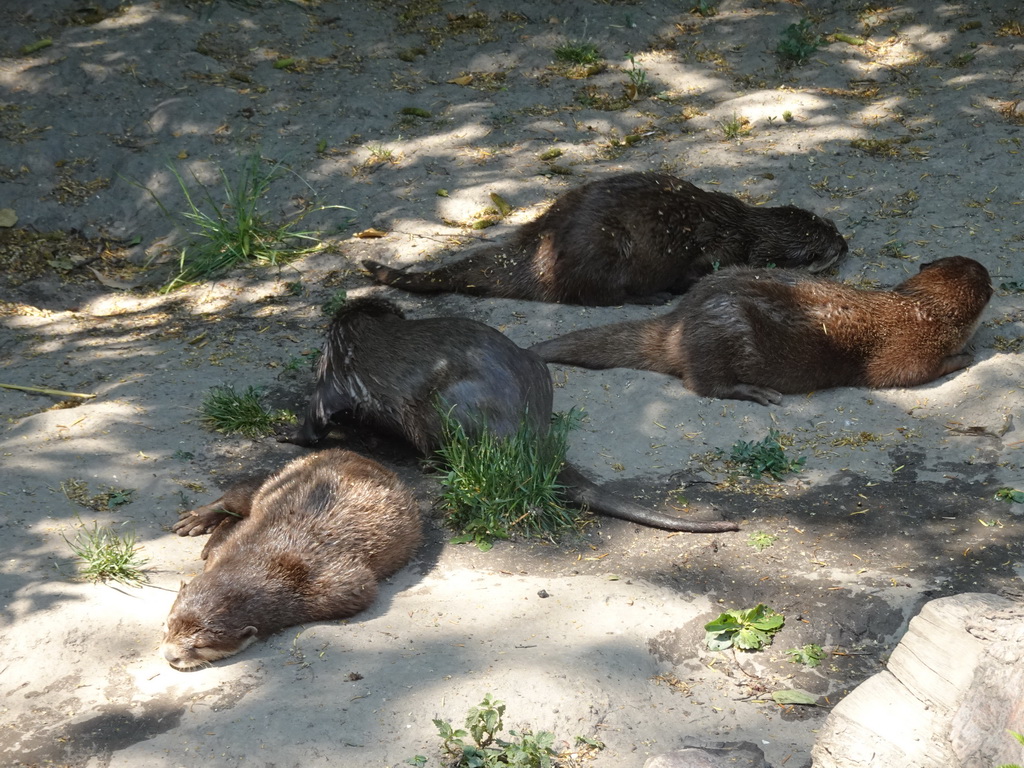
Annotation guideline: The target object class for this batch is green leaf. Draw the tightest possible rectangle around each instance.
[735,627,771,650]
[771,689,818,706]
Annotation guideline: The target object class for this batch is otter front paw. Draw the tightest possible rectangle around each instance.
[729,384,783,406]
[172,503,230,537]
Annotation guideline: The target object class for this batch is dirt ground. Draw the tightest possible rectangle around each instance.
[1,1,1023,767]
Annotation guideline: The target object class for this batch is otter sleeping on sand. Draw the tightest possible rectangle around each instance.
[279,297,737,533]
[530,256,992,405]
[363,171,848,305]
[162,448,421,669]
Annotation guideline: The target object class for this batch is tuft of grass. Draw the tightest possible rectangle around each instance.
[64,521,148,586]
[140,152,347,292]
[625,54,652,96]
[321,289,347,316]
[554,40,601,65]
[720,114,751,139]
[730,429,806,480]
[777,19,824,65]
[200,385,293,439]
[434,408,584,551]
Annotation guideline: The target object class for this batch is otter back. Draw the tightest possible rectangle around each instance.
[363,172,848,305]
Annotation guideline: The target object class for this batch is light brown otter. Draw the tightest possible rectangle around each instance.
[161,448,421,669]
[529,256,992,405]
[279,297,737,533]
[362,172,848,305]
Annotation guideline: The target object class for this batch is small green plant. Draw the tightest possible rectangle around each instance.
[61,479,136,511]
[433,694,559,768]
[64,521,148,585]
[368,143,396,162]
[747,531,777,551]
[625,55,652,95]
[777,19,824,65]
[321,288,348,316]
[996,487,1024,503]
[720,114,750,139]
[705,604,785,651]
[284,349,320,372]
[730,429,806,480]
[690,0,717,17]
[787,643,826,668]
[435,408,584,551]
[554,40,601,65]
[782,110,794,122]
[200,385,293,439]
[144,153,344,292]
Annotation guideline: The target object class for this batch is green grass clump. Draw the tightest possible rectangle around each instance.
[200,385,293,439]
[777,19,824,65]
[730,428,806,480]
[554,40,601,65]
[435,408,584,551]
[64,522,148,586]
[144,152,346,292]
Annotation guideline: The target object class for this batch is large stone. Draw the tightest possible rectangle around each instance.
[812,593,1024,768]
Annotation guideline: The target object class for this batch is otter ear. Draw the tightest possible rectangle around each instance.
[242,626,258,640]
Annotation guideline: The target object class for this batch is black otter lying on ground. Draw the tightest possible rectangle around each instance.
[530,256,993,405]
[363,171,848,305]
[279,297,737,533]
[162,448,421,669]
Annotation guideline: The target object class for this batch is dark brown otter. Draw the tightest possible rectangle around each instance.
[161,448,421,669]
[529,256,992,405]
[362,172,848,305]
[280,297,737,533]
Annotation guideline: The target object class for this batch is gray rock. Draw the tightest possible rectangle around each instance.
[644,741,770,768]
[811,593,1024,768]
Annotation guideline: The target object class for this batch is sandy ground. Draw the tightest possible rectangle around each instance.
[1,1,1023,766]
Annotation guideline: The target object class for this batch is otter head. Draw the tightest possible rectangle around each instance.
[750,207,848,273]
[160,578,258,670]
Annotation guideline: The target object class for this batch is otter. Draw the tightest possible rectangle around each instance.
[529,256,992,405]
[362,172,848,305]
[161,448,421,669]
[279,297,737,533]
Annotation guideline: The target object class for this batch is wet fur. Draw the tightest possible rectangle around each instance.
[530,256,992,405]
[363,172,848,305]
[281,298,737,533]
[161,449,421,669]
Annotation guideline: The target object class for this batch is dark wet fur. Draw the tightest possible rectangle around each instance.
[363,172,848,305]
[281,298,737,533]
[531,257,993,406]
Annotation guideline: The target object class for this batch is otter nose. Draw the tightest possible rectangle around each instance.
[160,645,181,665]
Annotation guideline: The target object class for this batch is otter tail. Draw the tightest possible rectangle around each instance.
[530,314,681,376]
[362,251,500,297]
[558,464,737,533]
